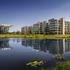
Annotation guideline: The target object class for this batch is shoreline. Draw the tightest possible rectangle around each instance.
[0,34,70,39]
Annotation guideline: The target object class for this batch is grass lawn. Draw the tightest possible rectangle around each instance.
[0,34,70,39]
[54,61,70,70]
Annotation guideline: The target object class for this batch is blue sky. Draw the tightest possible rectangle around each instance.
[0,0,70,32]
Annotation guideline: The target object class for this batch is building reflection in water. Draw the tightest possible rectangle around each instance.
[22,39,70,55]
[0,39,10,50]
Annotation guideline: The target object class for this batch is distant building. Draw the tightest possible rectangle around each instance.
[0,24,12,34]
[32,22,40,34]
[21,18,70,35]
[58,18,65,34]
[21,26,28,34]
[32,21,48,34]
[27,26,32,34]
[65,21,70,34]
[41,21,48,34]
[48,18,59,34]
[48,18,70,34]
[21,26,32,34]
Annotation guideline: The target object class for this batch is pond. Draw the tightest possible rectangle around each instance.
[0,38,70,70]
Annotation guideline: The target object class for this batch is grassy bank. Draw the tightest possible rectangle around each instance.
[0,34,70,39]
[54,61,70,70]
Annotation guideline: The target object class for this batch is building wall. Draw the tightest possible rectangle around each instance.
[21,18,70,35]
[21,26,28,34]
[0,26,10,34]
[27,26,32,34]
[58,18,64,34]
[65,21,70,34]
[48,18,59,34]
[32,22,41,34]
[48,18,70,35]
[41,21,48,34]
[21,26,32,34]
[32,21,48,34]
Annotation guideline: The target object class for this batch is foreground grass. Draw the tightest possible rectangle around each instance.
[54,61,70,70]
[0,34,70,39]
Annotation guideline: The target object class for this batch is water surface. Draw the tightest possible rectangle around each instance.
[0,38,70,70]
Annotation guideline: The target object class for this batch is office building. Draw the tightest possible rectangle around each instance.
[21,18,70,35]
[21,26,32,34]
[0,24,12,34]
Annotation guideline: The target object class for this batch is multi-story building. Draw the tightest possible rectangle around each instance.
[48,18,70,35]
[41,21,48,34]
[32,21,48,34]
[21,26,27,34]
[65,21,70,34]
[21,18,70,35]
[48,18,65,34]
[21,26,32,34]
[48,18,58,34]
[32,22,41,34]
[58,18,65,34]
[27,26,32,34]
[0,24,12,34]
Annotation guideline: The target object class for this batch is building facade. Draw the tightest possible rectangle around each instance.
[65,21,70,34]
[21,18,70,35]
[32,21,48,34]
[0,24,12,34]
[48,18,70,35]
[21,26,32,34]
[48,18,58,34]
[32,22,40,34]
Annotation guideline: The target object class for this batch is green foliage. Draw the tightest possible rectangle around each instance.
[0,34,70,39]
[54,61,70,70]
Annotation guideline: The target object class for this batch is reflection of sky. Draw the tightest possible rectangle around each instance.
[1,38,70,55]
[0,38,54,69]
[0,0,70,31]
[21,39,70,55]
[1,38,70,61]
[1,38,70,69]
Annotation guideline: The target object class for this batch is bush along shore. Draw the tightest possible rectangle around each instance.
[0,34,70,39]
